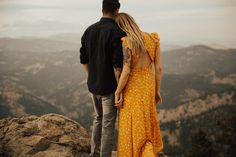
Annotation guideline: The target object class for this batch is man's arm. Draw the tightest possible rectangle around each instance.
[115,45,131,95]
[111,32,124,83]
[114,45,131,107]
[82,64,89,73]
[114,67,122,83]
[80,31,89,72]
[111,31,125,107]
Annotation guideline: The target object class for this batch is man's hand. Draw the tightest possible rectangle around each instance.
[155,91,162,105]
[115,92,123,108]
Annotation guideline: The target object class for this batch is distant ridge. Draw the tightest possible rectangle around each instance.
[0,37,79,52]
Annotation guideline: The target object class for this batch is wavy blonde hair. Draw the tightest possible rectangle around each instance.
[115,12,146,56]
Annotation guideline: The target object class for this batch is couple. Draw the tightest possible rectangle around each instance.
[80,0,163,157]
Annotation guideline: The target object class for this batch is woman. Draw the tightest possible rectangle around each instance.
[114,13,164,157]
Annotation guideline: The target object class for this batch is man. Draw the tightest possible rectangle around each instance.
[79,0,125,157]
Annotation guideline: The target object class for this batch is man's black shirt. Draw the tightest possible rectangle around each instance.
[80,17,126,95]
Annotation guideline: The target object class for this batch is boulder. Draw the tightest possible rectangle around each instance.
[0,114,90,157]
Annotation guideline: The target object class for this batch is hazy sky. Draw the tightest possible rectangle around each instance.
[0,0,236,47]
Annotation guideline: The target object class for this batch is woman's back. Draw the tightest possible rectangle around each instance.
[131,48,152,70]
[122,32,159,71]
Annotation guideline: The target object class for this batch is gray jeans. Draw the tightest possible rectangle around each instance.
[90,93,117,157]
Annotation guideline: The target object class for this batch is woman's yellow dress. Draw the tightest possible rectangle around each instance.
[117,32,163,157]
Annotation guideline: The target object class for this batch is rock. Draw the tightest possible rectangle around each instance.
[0,114,90,157]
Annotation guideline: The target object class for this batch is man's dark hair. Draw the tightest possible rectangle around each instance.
[102,0,120,14]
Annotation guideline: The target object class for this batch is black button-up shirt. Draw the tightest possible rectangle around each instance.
[80,17,126,95]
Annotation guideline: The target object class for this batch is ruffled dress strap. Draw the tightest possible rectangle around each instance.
[150,32,160,47]
[143,32,160,62]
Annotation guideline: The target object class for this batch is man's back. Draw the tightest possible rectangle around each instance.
[80,17,125,95]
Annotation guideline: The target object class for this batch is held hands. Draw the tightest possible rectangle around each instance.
[115,91,161,107]
[155,91,162,105]
[115,92,123,108]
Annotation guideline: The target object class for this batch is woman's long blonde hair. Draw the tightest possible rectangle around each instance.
[115,12,146,56]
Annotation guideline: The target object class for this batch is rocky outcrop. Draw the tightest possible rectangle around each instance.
[0,114,90,157]
[0,113,170,157]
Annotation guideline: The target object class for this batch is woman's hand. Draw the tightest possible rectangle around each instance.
[155,91,162,105]
[115,92,123,108]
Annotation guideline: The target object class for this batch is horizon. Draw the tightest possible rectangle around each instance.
[0,0,236,48]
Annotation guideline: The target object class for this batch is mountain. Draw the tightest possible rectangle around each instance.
[161,44,185,51]
[0,37,79,53]
[159,90,235,123]
[48,33,82,43]
[161,73,235,109]
[0,37,236,156]
[160,94,236,156]
[162,45,236,75]
[0,48,92,128]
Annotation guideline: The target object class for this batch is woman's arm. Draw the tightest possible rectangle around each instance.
[115,44,132,106]
[154,43,163,104]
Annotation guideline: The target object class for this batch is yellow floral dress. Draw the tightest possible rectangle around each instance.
[117,32,163,157]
